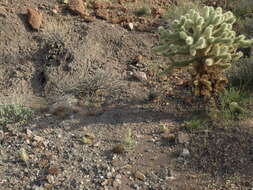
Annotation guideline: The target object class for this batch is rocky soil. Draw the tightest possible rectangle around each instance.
[0,0,253,189]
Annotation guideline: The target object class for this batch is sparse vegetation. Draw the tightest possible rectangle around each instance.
[134,5,152,17]
[218,86,251,120]
[183,118,207,132]
[122,128,136,148]
[65,69,125,105]
[227,57,253,88]
[155,5,253,109]
[0,104,33,127]
[237,17,253,38]
[1,0,253,189]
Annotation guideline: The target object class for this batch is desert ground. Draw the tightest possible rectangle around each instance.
[0,0,253,189]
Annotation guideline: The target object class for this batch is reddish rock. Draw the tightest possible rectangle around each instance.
[80,13,95,22]
[27,8,42,30]
[93,1,111,9]
[68,0,85,15]
[95,9,109,20]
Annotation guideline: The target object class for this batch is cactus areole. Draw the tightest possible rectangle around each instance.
[154,6,253,100]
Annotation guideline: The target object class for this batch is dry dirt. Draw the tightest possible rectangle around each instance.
[0,0,253,190]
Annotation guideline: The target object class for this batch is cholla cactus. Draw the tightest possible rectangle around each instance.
[155,6,253,99]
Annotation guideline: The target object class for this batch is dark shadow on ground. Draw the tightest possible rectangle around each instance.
[30,102,182,131]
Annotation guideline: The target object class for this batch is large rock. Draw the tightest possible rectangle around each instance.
[27,8,42,30]
[68,0,85,15]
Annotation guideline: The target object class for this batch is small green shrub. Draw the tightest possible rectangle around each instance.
[122,128,136,148]
[218,87,250,120]
[134,5,151,17]
[65,69,124,104]
[183,118,207,132]
[0,104,33,127]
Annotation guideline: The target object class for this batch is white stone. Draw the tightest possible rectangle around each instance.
[128,23,134,30]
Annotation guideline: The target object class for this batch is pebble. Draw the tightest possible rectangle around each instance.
[32,185,44,190]
[101,179,108,186]
[178,132,190,144]
[106,172,112,178]
[33,135,44,142]
[46,175,55,184]
[113,178,122,187]
[128,22,134,30]
[181,148,190,158]
[26,129,33,137]
[133,71,147,82]
[135,171,146,181]
[115,174,121,179]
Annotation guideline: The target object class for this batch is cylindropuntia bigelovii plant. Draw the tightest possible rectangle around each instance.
[154,6,253,101]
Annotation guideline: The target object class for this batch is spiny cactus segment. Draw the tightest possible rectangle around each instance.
[155,6,253,99]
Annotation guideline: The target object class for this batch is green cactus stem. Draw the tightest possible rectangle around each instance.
[154,6,253,102]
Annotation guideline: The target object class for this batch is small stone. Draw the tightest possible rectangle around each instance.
[32,185,44,190]
[110,16,127,24]
[153,8,165,17]
[48,166,61,175]
[95,9,109,20]
[106,172,113,178]
[92,141,100,147]
[80,12,95,22]
[33,135,44,142]
[133,71,147,82]
[181,148,190,157]
[135,171,146,181]
[27,8,43,30]
[46,175,54,184]
[177,157,184,163]
[121,164,132,171]
[68,0,85,15]
[132,184,140,190]
[128,22,134,30]
[115,174,121,179]
[113,178,121,187]
[52,8,58,14]
[101,179,108,186]
[0,130,4,141]
[26,129,33,137]
[112,144,125,154]
[0,8,7,18]
[177,132,190,144]
[43,183,53,189]
[93,1,111,9]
